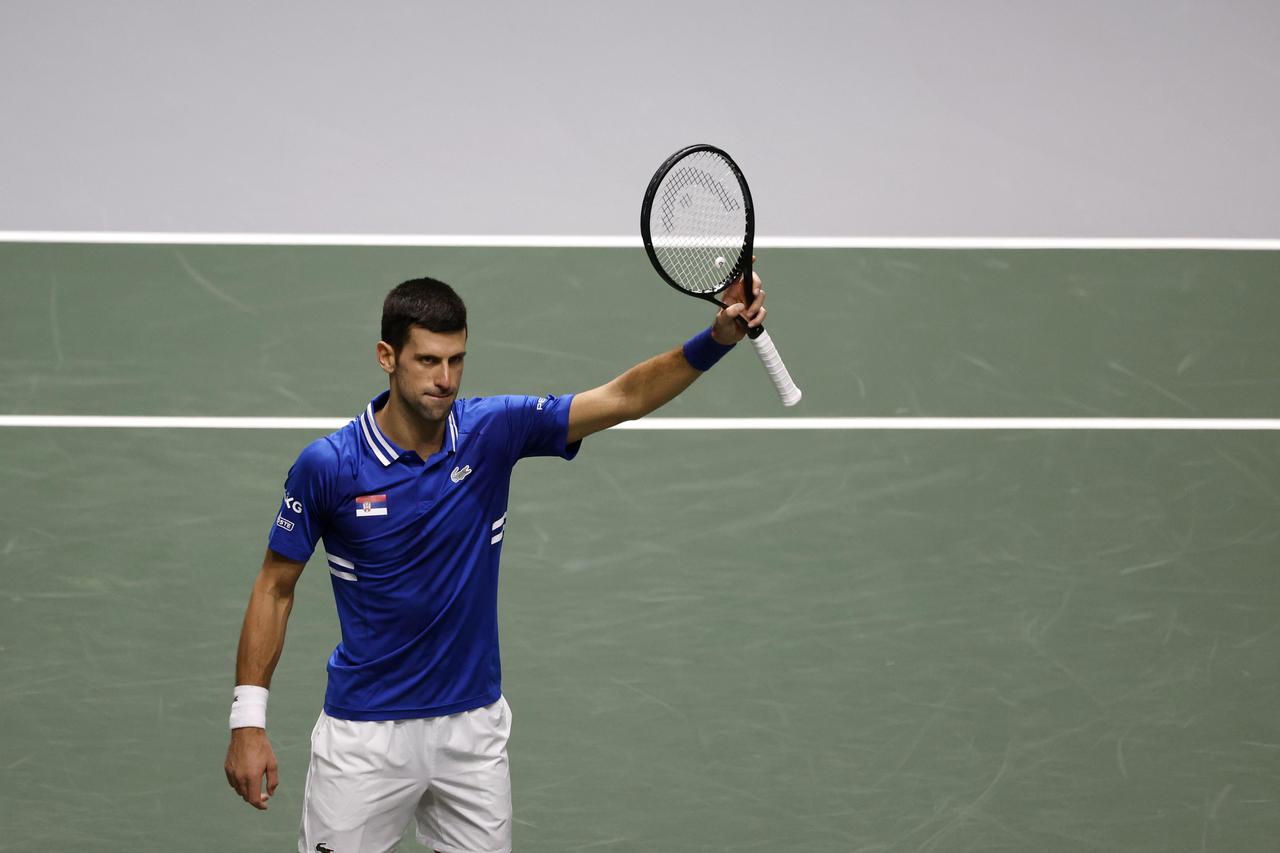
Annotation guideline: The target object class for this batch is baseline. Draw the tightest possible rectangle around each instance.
[1,416,1278,431]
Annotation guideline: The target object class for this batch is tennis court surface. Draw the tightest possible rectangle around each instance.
[2,241,1278,851]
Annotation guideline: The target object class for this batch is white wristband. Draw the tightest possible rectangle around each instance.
[229,684,268,730]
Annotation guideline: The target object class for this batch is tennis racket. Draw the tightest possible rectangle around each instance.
[640,144,802,407]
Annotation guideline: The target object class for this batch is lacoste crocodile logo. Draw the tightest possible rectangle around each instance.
[450,465,473,483]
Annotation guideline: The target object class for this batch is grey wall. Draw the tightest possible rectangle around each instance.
[1,0,1277,238]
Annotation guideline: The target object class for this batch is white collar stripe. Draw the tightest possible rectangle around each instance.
[448,412,458,451]
[365,402,399,460]
[358,411,392,467]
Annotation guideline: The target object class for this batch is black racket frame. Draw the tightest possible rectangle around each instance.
[640,143,762,340]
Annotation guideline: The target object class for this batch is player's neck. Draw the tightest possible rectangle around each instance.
[375,392,447,459]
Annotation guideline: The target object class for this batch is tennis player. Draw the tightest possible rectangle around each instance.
[224,271,764,853]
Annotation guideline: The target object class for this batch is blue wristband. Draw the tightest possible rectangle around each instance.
[682,327,735,371]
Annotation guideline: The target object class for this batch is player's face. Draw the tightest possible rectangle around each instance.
[386,327,467,423]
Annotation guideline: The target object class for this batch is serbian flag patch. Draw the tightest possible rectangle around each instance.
[355,494,388,517]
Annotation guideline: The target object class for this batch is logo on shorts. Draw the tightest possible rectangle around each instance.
[275,515,295,532]
[315,844,334,853]
[450,464,473,483]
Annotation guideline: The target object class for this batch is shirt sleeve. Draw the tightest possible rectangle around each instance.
[266,437,338,563]
[503,393,582,461]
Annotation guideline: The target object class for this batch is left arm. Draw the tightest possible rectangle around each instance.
[567,271,765,444]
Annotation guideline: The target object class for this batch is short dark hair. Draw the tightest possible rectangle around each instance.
[381,277,467,352]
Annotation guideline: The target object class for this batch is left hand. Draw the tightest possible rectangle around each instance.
[712,263,766,344]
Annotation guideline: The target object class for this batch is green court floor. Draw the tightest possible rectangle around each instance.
[1,244,1278,851]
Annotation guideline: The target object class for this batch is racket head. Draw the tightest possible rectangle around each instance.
[640,144,754,304]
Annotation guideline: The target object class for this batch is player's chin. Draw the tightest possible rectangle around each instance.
[420,392,455,416]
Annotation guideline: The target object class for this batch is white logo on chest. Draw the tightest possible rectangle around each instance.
[450,464,473,483]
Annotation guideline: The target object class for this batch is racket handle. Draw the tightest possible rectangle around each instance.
[750,329,802,407]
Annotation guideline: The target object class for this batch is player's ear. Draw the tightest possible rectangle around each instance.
[375,340,397,375]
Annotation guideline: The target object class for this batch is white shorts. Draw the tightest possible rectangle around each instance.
[297,696,514,853]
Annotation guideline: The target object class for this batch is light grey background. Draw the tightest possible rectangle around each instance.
[1,0,1277,238]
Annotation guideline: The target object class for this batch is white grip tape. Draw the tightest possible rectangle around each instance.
[229,684,268,730]
[750,330,802,407]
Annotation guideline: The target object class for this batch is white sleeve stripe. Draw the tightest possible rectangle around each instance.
[328,567,358,582]
[491,513,507,531]
[326,553,355,569]
[491,531,504,545]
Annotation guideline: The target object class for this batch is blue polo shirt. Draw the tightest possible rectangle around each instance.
[266,390,580,721]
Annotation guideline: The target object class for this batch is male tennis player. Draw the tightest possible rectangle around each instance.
[224,271,764,853]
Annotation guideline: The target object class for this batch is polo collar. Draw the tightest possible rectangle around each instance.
[358,391,458,467]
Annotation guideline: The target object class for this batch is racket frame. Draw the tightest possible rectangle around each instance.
[639,143,762,340]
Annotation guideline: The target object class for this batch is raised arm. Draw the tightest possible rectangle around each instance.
[223,548,306,810]
[567,272,765,444]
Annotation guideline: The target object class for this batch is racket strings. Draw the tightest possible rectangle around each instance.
[648,151,747,295]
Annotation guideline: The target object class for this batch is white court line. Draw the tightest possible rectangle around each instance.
[1,416,1278,431]
[2,232,1280,250]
